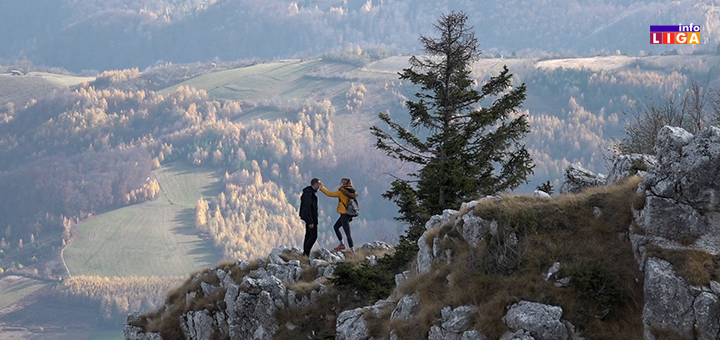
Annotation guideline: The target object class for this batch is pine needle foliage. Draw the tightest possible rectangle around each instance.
[371,11,534,248]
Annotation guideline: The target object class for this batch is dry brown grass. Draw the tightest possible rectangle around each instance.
[137,178,649,339]
[647,247,720,287]
[381,177,646,339]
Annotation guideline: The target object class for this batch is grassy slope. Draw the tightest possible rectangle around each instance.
[0,73,93,108]
[160,59,349,102]
[0,276,46,312]
[64,163,223,277]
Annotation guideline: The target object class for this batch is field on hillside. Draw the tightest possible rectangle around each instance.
[64,163,223,277]
[0,276,46,312]
[161,59,350,103]
[0,73,93,109]
[30,72,94,87]
[0,75,61,108]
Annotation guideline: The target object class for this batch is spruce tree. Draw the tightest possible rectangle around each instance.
[371,11,534,242]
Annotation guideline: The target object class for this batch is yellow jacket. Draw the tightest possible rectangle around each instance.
[320,185,359,214]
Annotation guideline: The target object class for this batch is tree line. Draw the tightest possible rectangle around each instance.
[50,275,184,323]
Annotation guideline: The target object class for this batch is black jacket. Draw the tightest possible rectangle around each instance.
[299,186,318,225]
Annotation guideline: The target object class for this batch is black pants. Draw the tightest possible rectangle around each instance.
[303,222,318,256]
[333,214,353,248]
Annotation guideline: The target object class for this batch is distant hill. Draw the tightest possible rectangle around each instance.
[1,0,718,72]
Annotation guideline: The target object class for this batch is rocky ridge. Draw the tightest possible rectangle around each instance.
[126,125,720,340]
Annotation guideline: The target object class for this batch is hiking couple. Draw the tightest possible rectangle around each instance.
[299,177,358,256]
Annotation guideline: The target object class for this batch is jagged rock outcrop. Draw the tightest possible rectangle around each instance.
[391,293,421,321]
[428,305,484,340]
[605,153,657,184]
[642,257,720,340]
[626,126,720,340]
[559,164,606,194]
[417,197,500,274]
[633,126,720,256]
[124,313,162,340]
[125,245,337,340]
[336,299,396,340]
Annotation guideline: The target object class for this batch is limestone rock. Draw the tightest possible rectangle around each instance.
[462,330,487,340]
[201,281,218,297]
[533,190,551,199]
[224,285,279,340]
[361,241,392,251]
[395,271,412,289]
[336,300,395,340]
[429,305,483,340]
[544,262,560,281]
[554,277,571,288]
[606,153,657,184]
[693,292,720,340]
[266,262,303,283]
[391,293,420,320]
[642,257,694,339]
[500,329,536,340]
[634,126,720,254]
[181,310,216,340]
[124,313,162,340]
[559,164,606,194]
[417,229,435,275]
[457,211,496,249]
[318,248,344,262]
[503,301,568,340]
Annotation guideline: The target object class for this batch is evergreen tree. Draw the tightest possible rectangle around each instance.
[371,11,534,242]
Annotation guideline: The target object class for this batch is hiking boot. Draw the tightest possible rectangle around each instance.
[333,243,346,251]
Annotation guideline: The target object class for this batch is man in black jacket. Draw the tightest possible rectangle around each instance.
[299,178,321,256]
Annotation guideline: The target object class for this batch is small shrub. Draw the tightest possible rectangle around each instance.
[571,260,627,312]
[536,180,554,195]
[331,261,395,300]
[483,228,526,275]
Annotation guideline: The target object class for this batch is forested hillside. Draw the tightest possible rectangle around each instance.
[0,53,719,338]
[1,0,718,72]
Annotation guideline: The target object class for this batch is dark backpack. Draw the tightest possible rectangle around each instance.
[343,197,360,217]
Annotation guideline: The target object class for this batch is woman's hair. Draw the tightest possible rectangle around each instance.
[340,178,352,186]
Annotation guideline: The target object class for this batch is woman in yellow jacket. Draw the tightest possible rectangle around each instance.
[319,177,359,254]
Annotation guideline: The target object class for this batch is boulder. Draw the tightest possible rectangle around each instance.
[318,248,344,262]
[693,292,720,340]
[336,300,395,340]
[428,305,483,340]
[605,153,657,184]
[457,211,497,249]
[642,257,694,339]
[503,301,568,340]
[533,190,551,199]
[391,293,420,320]
[124,313,162,340]
[361,241,392,251]
[395,271,412,288]
[224,284,279,340]
[266,262,303,283]
[559,164,606,194]
[543,262,561,281]
[181,310,216,340]
[500,329,536,340]
[419,207,500,274]
[634,126,720,254]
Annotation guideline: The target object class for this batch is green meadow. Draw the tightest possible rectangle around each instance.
[64,163,223,277]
